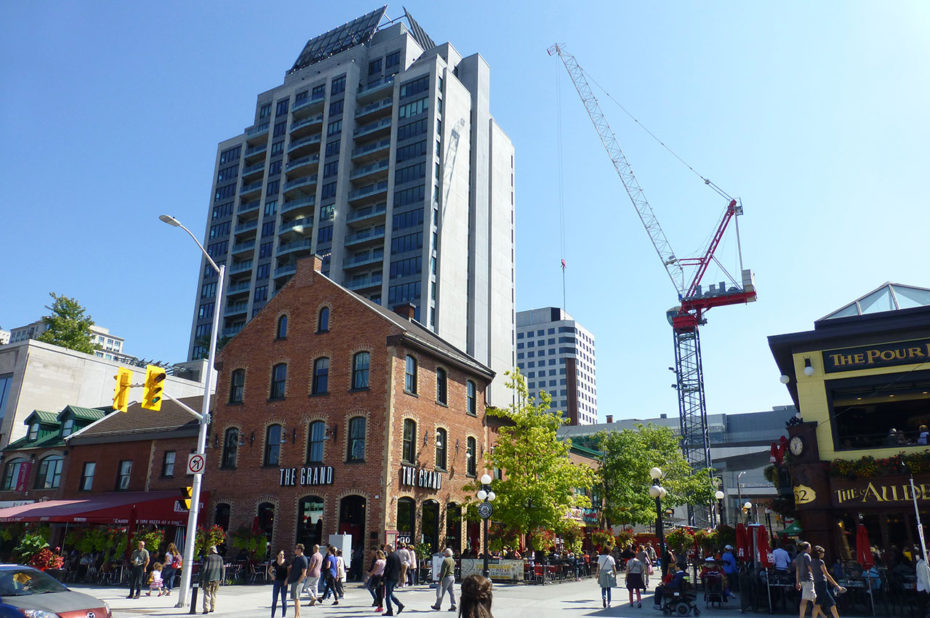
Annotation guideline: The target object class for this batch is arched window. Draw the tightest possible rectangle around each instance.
[265,424,282,466]
[466,437,477,476]
[312,358,329,394]
[436,368,447,405]
[257,502,275,558]
[35,455,63,489]
[402,419,416,463]
[276,315,288,339]
[466,380,477,415]
[222,428,239,469]
[307,421,325,464]
[352,352,370,390]
[396,497,415,543]
[1,458,26,491]
[229,369,245,404]
[270,363,287,400]
[317,307,330,333]
[347,417,366,462]
[435,428,447,470]
[404,355,417,394]
[297,496,324,549]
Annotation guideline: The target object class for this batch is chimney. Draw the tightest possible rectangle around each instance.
[311,254,324,272]
[606,415,613,424]
[660,413,667,419]
[393,303,416,321]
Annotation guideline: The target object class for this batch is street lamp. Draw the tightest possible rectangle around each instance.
[476,473,496,579]
[714,489,725,527]
[648,467,669,578]
[742,500,754,523]
[160,214,224,608]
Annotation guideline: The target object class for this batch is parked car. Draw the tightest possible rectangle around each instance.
[0,564,111,618]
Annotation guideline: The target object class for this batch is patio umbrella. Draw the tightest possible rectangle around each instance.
[856,523,874,568]
[755,525,773,567]
[736,523,750,562]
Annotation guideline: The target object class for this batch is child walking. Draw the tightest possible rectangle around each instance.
[147,562,164,596]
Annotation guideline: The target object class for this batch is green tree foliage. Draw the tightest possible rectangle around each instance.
[37,293,98,354]
[471,369,597,536]
[597,423,715,525]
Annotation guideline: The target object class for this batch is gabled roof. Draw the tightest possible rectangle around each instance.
[821,283,930,320]
[67,395,203,444]
[60,405,107,422]
[24,410,59,425]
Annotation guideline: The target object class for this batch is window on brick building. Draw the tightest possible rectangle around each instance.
[466,437,477,477]
[214,503,231,531]
[80,461,95,491]
[435,428,447,470]
[317,307,330,333]
[222,428,239,469]
[436,368,447,405]
[229,369,245,404]
[402,419,416,463]
[1,458,25,491]
[265,424,282,466]
[35,456,63,489]
[312,358,329,395]
[270,363,287,400]
[162,451,176,477]
[466,380,477,415]
[347,417,366,462]
[276,315,288,339]
[116,460,132,491]
[405,356,417,394]
[307,421,325,464]
[352,352,370,390]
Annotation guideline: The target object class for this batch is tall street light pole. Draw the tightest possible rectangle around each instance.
[476,473,496,579]
[160,214,223,609]
[648,467,668,578]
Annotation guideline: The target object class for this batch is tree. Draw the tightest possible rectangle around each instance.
[597,423,715,526]
[36,293,98,354]
[469,369,597,537]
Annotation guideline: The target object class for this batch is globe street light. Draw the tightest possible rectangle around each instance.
[160,214,224,608]
[714,489,726,526]
[649,467,669,578]
[477,473,496,579]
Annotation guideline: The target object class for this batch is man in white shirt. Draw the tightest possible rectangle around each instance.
[397,542,410,588]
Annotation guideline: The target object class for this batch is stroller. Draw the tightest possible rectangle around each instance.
[702,572,727,609]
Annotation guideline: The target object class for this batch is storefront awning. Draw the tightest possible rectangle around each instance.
[0,491,201,526]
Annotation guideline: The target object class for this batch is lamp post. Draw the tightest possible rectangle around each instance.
[160,214,224,608]
[714,489,726,526]
[476,473,496,579]
[649,467,669,578]
[742,500,754,524]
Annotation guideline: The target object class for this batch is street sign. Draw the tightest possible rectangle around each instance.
[187,453,205,475]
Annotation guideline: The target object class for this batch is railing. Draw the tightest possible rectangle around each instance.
[230,260,253,274]
[349,181,388,200]
[242,162,265,175]
[347,202,387,223]
[246,122,269,136]
[281,196,315,213]
[240,181,262,194]
[290,113,324,132]
[227,281,251,294]
[348,275,382,290]
[222,325,244,338]
[225,302,248,315]
[345,226,385,244]
[235,221,258,233]
[356,97,393,117]
[288,134,321,151]
[286,154,319,171]
[231,240,255,253]
[238,201,259,214]
[345,252,384,267]
[278,239,313,254]
[274,264,297,278]
[284,174,318,190]
[354,117,392,137]
[358,75,395,94]
[293,91,325,112]
[351,159,390,179]
[279,218,314,234]
[245,143,267,156]
[352,138,391,158]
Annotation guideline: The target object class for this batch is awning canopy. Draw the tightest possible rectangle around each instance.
[0,491,199,526]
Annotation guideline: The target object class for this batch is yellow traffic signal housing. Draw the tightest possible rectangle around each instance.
[178,486,193,511]
[112,368,132,413]
[141,365,167,411]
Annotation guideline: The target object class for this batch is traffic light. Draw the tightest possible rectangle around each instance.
[141,365,167,411]
[178,486,192,511]
[112,368,132,413]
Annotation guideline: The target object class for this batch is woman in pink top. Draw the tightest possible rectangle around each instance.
[367,550,386,613]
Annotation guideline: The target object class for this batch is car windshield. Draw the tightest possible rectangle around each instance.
[0,568,67,596]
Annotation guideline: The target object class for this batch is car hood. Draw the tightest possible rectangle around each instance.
[1,589,107,613]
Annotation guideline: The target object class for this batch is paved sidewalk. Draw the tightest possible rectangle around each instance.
[71,579,751,618]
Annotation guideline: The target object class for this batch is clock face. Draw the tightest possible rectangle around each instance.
[789,436,805,456]
[477,501,494,520]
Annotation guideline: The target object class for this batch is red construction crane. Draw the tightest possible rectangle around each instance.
[548,44,757,524]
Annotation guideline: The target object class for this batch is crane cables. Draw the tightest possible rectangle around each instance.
[556,53,568,312]
[582,70,734,203]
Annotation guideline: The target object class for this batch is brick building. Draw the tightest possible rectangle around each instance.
[204,255,495,556]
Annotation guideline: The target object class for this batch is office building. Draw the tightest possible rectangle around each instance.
[187,7,515,404]
[7,321,132,365]
[516,307,597,425]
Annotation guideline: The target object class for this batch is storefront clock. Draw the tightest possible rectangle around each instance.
[477,501,493,519]
[789,436,805,456]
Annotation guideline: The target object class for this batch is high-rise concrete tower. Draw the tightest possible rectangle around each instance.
[187,7,515,404]
[516,307,597,425]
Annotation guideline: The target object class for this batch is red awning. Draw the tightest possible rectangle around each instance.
[0,491,202,526]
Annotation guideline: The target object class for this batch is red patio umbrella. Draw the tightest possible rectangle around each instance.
[856,523,874,568]
[736,523,750,562]
[754,525,773,567]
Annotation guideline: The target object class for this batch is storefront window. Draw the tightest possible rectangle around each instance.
[297,496,324,549]
[397,497,415,544]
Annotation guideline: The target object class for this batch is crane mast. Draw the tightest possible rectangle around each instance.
[550,44,757,525]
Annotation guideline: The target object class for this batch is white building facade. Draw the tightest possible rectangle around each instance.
[516,307,597,425]
[186,7,515,404]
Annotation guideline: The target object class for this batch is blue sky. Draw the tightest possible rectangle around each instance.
[2,1,928,421]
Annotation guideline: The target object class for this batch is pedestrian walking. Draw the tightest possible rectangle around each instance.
[397,542,410,588]
[267,550,289,618]
[407,545,418,586]
[146,562,164,596]
[596,546,616,608]
[200,546,224,614]
[301,544,322,606]
[635,544,652,588]
[383,544,405,616]
[336,549,346,598]
[367,549,386,611]
[321,546,341,605]
[458,574,493,618]
[127,540,150,599]
[287,544,308,618]
[795,541,816,618]
[430,548,456,611]
[162,542,182,597]
[625,553,646,608]
[811,546,846,618]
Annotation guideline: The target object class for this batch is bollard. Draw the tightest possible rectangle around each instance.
[189,582,199,614]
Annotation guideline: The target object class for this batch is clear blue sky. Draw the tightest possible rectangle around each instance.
[2,1,928,421]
